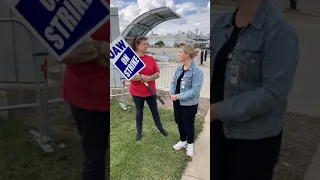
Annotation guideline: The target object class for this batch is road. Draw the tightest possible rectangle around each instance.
[286,17,320,117]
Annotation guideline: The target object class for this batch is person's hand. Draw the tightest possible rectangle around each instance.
[96,56,108,67]
[172,94,179,101]
[211,104,218,122]
[99,41,110,59]
[95,41,109,67]
[130,74,141,82]
[77,41,103,60]
[61,41,99,64]
[141,75,151,82]
[169,94,175,101]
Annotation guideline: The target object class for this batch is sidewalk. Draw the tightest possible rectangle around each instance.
[181,109,210,180]
[181,66,210,180]
[304,143,320,180]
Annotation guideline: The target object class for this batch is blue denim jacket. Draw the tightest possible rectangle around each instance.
[170,61,204,106]
[211,0,299,139]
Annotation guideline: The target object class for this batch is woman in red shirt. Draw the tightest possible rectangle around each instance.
[129,36,167,141]
[61,21,109,180]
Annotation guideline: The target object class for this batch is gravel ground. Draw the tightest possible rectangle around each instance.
[273,112,320,180]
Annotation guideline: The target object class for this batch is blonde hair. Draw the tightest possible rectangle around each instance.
[195,48,201,52]
[182,45,198,59]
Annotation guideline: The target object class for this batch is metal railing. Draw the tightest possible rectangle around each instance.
[0,17,181,151]
[157,65,179,89]
[0,17,65,152]
[110,64,179,110]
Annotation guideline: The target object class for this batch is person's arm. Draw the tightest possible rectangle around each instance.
[140,58,160,82]
[169,70,177,95]
[177,69,204,101]
[130,74,142,82]
[150,58,160,81]
[150,72,160,81]
[60,40,99,64]
[95,41,110,67]
[215,28,299,122]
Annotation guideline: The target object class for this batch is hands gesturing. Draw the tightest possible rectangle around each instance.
[95,41,109,67]
[170,94,179,101]
[130,74,151,83]
[140,75,151,82]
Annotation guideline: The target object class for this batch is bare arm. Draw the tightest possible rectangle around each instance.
[150,72,160,81]
[95,41,110,67]
[60,40,100,64]
[130,74,142,82]
[150,59,160,81]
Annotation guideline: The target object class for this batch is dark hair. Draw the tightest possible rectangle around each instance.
[130,36,148,51]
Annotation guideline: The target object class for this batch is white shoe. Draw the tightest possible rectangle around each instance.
[173,141,187,150]
[186,143,194,157]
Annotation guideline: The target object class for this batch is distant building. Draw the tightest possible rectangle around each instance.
[147,34,195,47]
[147,30,209,48]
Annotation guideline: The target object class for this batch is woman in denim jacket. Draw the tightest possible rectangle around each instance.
[169,45,204,157]
[210,0,299,179]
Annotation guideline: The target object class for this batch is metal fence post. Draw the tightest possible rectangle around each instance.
[29,52,53,152]
[0,18,65,152]
[204,49,208,61]
[119,77,127,110]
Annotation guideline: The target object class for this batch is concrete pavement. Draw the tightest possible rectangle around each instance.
[181,65,210,180]
[304,143,320,180]
[181,109,210,180]
[199,64,210,99]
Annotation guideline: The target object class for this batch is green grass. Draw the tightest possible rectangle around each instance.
[0,100,203,180]
[0,119,82,180]
[110,100,203,180]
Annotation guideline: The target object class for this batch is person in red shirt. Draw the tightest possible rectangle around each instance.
[129,36,167,141]
[61,21,109,180]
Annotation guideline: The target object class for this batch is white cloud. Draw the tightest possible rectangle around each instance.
[111,0,210,36]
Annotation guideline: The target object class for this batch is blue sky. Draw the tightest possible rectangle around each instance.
[111,0,210,35]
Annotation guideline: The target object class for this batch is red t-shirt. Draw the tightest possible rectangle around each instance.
[62,17,110,112]
[129,55,160,97]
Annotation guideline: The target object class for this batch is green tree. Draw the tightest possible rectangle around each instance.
[155,40,164,47]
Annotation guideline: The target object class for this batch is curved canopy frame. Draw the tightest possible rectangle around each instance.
[121,7,180,41]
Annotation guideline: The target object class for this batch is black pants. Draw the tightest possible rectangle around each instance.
[132,95,164,133]
[70,104,110,180]
[173,101,198,144]
[211,120,282,180]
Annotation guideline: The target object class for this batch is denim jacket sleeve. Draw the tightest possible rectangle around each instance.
[217,28,299,122]
[178,68,204,101]
[169,69,177,95]
[169,79,175,95]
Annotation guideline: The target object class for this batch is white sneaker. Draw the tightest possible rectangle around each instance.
[173,141,187,150]
[186,143,194,157]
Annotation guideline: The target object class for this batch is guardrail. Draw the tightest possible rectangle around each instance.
[110,64,179,110]
[0,17,65,153]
